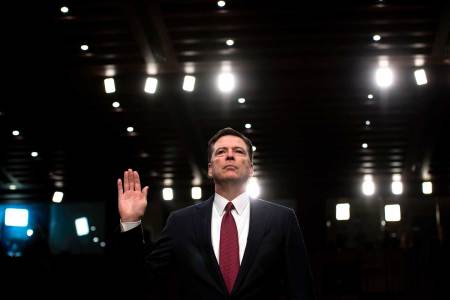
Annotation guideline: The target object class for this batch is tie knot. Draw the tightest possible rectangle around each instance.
[225,202,234,213]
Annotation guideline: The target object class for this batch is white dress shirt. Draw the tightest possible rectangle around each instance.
[120,192,251,264]
[211,192,250,264]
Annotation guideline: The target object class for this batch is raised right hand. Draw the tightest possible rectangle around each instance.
[117,168,149,222]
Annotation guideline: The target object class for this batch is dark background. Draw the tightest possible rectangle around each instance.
[0,1,449,298]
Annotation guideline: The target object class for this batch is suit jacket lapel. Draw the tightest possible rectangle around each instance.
[195,196,228,294]
[232,199,268,294]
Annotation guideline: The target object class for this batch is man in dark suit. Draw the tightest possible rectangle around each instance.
[114,127,314,300]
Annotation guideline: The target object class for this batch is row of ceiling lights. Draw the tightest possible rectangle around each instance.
[359,1,430,193]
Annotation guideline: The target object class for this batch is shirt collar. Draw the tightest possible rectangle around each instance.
[213,192,250,216]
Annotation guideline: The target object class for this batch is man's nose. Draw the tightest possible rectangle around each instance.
[225,150,235,160]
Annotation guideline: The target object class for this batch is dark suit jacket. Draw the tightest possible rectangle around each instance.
[113,196,314,300]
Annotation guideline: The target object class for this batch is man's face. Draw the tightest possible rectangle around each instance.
[208,135,254,184]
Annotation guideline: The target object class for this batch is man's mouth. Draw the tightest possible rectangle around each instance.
[224,165,237,170]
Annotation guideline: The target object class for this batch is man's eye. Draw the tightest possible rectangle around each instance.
[216,149,225,155]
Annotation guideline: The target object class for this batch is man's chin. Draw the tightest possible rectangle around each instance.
[214,175,249,185]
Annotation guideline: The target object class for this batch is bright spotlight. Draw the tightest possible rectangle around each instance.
[373,34,381,41]
[422,181,432,194]
[336,203,350,221]
[144,77,158,94]
[362,175,375,196]
[191,187,202,200]
[162,188,173,201]
[246,177,260,199]
[414,69,428,85]
[27,229,34,237]
[375,67,393,87]
[52,191,64,203]
[217,73,235,93]
[75,217,89,236]
[391,181,403,195]
[384,204,401,222]
[217,1,226,8]
[5,208,29,227]
[104,78,116,93]
[183,75,196,92]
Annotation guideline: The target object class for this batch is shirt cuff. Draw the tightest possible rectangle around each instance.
[120,220,141,232]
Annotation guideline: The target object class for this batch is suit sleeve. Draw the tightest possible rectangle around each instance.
[284,209,316,300]
[110,212,176,296]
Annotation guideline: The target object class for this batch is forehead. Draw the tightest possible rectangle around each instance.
[213,135,247,149]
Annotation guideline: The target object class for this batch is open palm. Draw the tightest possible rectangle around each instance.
[118,169,148,222]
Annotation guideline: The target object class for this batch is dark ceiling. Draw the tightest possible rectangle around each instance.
[1,0,449,204]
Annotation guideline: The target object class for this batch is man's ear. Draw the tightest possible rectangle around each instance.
[207,162,212,177]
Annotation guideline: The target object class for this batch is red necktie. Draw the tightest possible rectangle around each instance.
[219,202,239,294]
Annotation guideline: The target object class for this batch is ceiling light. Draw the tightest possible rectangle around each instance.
[183,75,196,92]
[75,217,89,236]
[336,203,350,221]
[246,177,260,199]
[226,39,234,46]
[217,73,235,93]
[126,127,134,133]
[367,94,374,99]
[52,191,64,203]
[422,181,432,194]
[144,77,158,94]
[238,97,246,103]
[362,175,375,196]
[112,101,120,108]
[12,130,20,136]
[104,78,116,93]
[31,152,38,157]
[391,174,403,196]
[375,67,394,87]
[81,44,89,51]
[362,143,368,149]
[191,187,202,200]
[60,6,69,14]
[414,69,428,85]
[245,123,252,129]
[373,34,381,41]
[385,204,401,222]
[163,188,174,201]
[217,1,226,8]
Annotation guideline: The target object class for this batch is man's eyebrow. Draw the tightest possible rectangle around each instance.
[215,146,246,151]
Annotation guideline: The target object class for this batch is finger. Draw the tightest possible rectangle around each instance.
[142,186,149,200]
[117,179,124,198]
[123,170,129,191]
[128,168,135,191]
[134,171,141,191]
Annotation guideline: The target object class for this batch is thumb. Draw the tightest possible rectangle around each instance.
[142,186,149,198]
